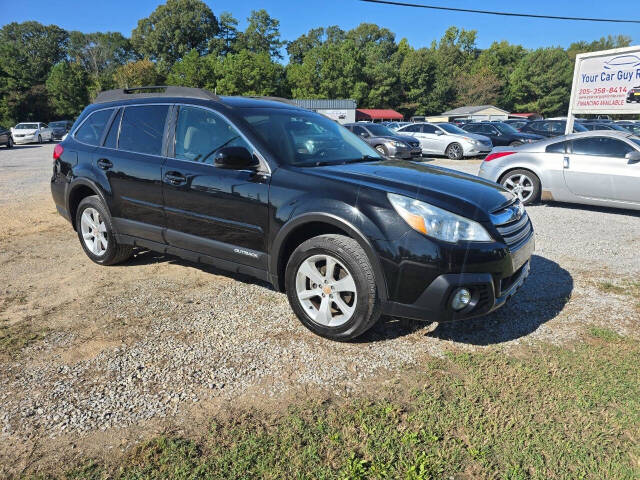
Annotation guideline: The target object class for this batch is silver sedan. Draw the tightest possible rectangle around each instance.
[477,131,640,210]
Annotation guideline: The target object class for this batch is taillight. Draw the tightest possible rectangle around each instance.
[53,144,64,160]
[485,151,516,162]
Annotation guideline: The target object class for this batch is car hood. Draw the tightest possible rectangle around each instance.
[305,159,513,220]
[13,129,37,135]
[516,132,544,140]
[374,134,419,144]
[450,132,491,143]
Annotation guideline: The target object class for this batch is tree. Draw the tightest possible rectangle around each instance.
[0,21,68,91]
[209,12,239,57]
[166,49,216,88]
[113,59,159,88]
[214,50,285,96]
[239,9,284,59]
[46,62,90,118]
[454,66,503,107]
[398,47,437,116]
[131,0,218,71]
[287,27,326,64]
[567,35,632,61]
[506,48,573,117]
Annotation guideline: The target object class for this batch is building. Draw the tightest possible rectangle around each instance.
[440,105,510,122]
[355,109,404,122]
[290,99,357,124]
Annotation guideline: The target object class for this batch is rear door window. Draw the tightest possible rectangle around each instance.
[422,124,437,134]
[118,105,169,156]
[545,141,566,153]
[75,109,113,146]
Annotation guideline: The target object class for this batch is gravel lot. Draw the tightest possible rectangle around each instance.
[1,144,638,475]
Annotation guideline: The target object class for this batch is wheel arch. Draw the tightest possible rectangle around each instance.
[270,213,388,301]
[67,179,110,231]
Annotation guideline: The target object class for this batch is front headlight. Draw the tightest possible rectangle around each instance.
[388,193,493,243]
[463,137,480,145]
[387,140,405,148]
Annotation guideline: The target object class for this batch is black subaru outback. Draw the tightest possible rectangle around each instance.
[51,86,533,340]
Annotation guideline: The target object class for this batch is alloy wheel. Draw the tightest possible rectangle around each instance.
[295,254,357,327]
[447,143,462,159]
[502,173,534,202]
[80,207,108,256]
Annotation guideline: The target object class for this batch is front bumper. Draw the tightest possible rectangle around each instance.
[13,135,36,144]
[382,233,534,323]
[391,145,423,159]
[464,144,492,156]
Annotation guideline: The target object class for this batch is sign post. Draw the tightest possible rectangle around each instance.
[566,45,640,134]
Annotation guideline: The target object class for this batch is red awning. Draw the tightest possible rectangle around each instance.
[356,109,403,121]
[509,113,540,119]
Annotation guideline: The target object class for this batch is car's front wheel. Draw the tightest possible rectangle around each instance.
[285,234,380,341]
[37,135,42,144]
[445,142,463,160]
[75,195,132,265]
[6,137,12,148]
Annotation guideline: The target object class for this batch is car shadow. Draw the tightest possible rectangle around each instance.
[7,145,44,150]
[359,254,573,346]
[543,201,640,218]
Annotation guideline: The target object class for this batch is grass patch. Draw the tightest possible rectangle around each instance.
[35,339,640,479]
[597,280,640,296]
[588,326,622,341]
[0,322,45,357]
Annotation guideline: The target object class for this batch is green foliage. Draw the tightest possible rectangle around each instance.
[131,0,218,72]
[46,62,89,118]
[113,59,159,88]
[166,49,216,89]
[237,9,285,59]
[215,50,285,96]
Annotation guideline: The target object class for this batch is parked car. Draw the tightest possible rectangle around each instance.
[503,119,530,131]
[49,120,73,140]
[0,125,13,148]
[478,131,640,210]
[579,122,629,132]
[11,122,53,144]
[626,86,640,103]
[520,120,588,138]
[615,122,640,135]
[343,122,421,159]
[462,122,543,146]
[397,122,492,159]
[51,86,533,341]
[381,121,412,131]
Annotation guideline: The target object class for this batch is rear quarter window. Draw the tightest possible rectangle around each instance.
[545,141,566,153]
[74,109,114,146]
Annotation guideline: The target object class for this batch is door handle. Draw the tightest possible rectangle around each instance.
[563,156,570,169]
[97,158,113,170]
[164,171,186,185]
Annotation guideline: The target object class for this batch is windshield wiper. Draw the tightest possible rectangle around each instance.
[343,155,381,164]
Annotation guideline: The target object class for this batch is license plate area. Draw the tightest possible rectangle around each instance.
[510,234,534,272]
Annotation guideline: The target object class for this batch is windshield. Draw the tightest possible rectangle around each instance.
[365,124,395,137]
[630,137,640,148]
[493,122,519,134]
[49,121,67,128]
[237,109,383,166]
[15,123,38,129]
[437,123,466,134]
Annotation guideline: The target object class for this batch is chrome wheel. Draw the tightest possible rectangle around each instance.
[80,207,108,256]
[375,145,387,155]
[502,173,534,203]
[295,254,357,327]
[447,143,463,159]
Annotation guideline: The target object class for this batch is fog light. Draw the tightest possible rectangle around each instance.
[451,288,471,311]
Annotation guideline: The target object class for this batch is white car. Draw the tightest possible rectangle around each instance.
[396,122,492,159]
[11,122,53,144]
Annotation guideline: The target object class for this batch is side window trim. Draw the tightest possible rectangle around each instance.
[99,108,120,147]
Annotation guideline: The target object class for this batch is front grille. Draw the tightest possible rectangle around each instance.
[474,284,492,311]
[409,141,419,148]
[492,200,533,249]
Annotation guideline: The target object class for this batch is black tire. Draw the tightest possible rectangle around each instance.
[375,144,388,156]
[499,169,541,205]
[6,137,13,148]
[38,135,42,144]
[285,234,380,341]
[75,195,132,265]
[445,142,463,160]
[509,141,523,147]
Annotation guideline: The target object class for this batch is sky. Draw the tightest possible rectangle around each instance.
[1,0,638,52]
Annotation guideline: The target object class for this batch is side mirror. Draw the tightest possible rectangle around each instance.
[625,151,640,163]
[214,146,259,170]
[360,132,369,138]
[435,130,443,136]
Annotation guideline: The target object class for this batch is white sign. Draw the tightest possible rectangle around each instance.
[569,46,640,115]
[319,109,348,121]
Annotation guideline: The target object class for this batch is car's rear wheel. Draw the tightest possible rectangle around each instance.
[499,169,541,205]
[6,137,12,148]
[75,195,132,265]
[285,234,380,341]
[37,135,42,144]
[445,142,463,160]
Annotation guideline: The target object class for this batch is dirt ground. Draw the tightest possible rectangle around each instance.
[0,144,638,478]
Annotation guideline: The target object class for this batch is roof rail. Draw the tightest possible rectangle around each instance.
[245,96,299,107]
[93,86,220,104]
